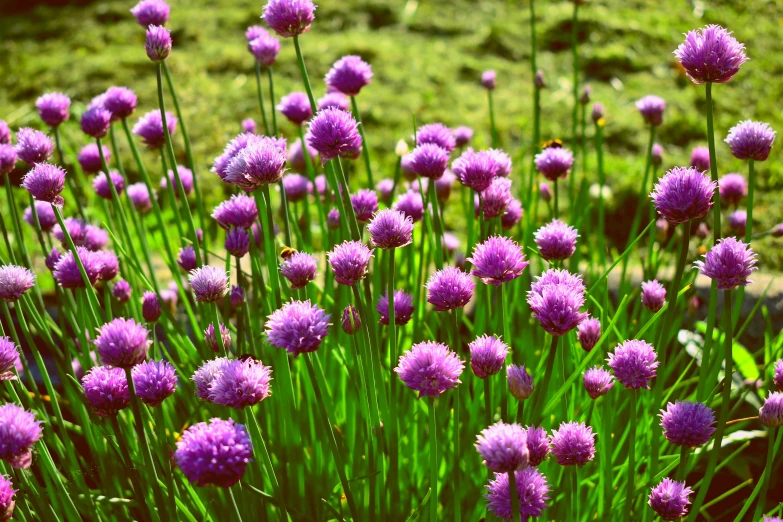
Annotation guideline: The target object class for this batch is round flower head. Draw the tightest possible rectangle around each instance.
[583,366,614,399]
[204,322,231,352]
[539,182,552,202]
[453,149,499,192]
[774,359,783,391]
[416,123,457,153]
[77,143,110,174]
[263,0,315,37]
[350,189,378,222]
[725,120,775,161]
[318,92,350,112]
[469,335,509,379]
[426,266,475,312]
[287,137,318,172]
[577,317,601,351]
[485,467,550,521]
[226,138,288,191]
[486,149,512,177]
[0,473,15,521]
[636,95,666,126]
[175,418,253,487]
[535,147,573,181]
[178,246,198,272]
[476,422,529,473]
[266,300,331,356]
[674,25,748,84]
[591,103,605,123]
[327,208,340,230]
[377,290,414,326]
[452,126,473,148]
[368,209,414,249]
[213,194,258,230]
[694,237,757,290]
[36,92,70,127]
[102,86,138,121]
[213,133,262,179]
[759,391,783,427]
[408,143,450,180]
[696,222,710,239]
[141,291,162,322]
[94,317,150,369]
[534,69,546,89]
[527,269,588,336]
[15,128,53,164]
[81,105,112,139]
[0,145,16,175]
[160,282,179,309]
[132,360,177,407]
[189,266,229,303]
[193,357,230,401]
[728,210,746,234]
[307,108,363,163]
[278,92,313,126]
[225,228,250,258]
[481,177,512,219]
[45,247,61,272]
[249,33,280,67]
[435,170,456,202]
[394,190,424,222]
[21,162,66,205]
[313,173,329,198]
[0,337,20,381]
[95,250,119,281]
[230,285,245,309]
[660,400,716,447]
[648,478,693,521]
[328,241,374,286]
[127,182,153,213]
[550,421,595,467]
[652,143,664,166]
[342,304,361,334]
[53,247,103,288]
[651,167,716,224]
[246,25,268,43]
[83,225,108,251]
[93,170,125,200]
[534,219,579,261]
[640,280,667,312]
[395,341,464,398]
[607,339,659,390]
[145,25,172,62]
[114,279,132,303]
[470,236,529,286]
[0,121,10,144]
[718,173,747,205]
[82,366,130,418]
[580,85,592,104]
[507,364,533,400]
[242,118,257,134]
[0,265,35,302]
[161,165,194,199]
[482,70,496,90]
[131,0,169,26]
[133,110,177,149]
[280,251,318,289]
[0,403,42,469]
[376,178,395,203]
[526,426,549,466]
[326,55,373,96]
[208,358,272,408]
[690,146,710,172]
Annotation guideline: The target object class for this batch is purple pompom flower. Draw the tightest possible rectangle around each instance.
[93,170,125,200]
[368,208,414,249]
[213,133,266,180]
[725,120,775,161]
[113,280,132,303]
[81,105,112,139]
[408,143,450,180]
[213,194,259,230]
[487,149,512,177]
[774,359,783,391]
[660,400,716,447]
[527,269,588,336]
[265,300,331,356]
[193,357,230,401]
[178,246,198,272]
[674,25,748,84]
[485,467,550,521]
[0,265,35,302]
[82,366,130,418]
[0,404,42,469]
[526,426,549,466]
[452,126,473,147]
[94,318,150,369]
[728,210,746,234]
[287,138,318,171]
[127,183,153,213]
[225,228,250,258]
[53,247,103,288]
[328,241,373,286]
[350,189,378,222]
[376,178,395,203]
[534,70,546,89]
[395,341,464,398]
[534,219,579,261]
[416,123,457,153]
[394,190,424,222]
[249,33,280,67]
[535,147,574,181]
[280,251,318,289]
[132,360,177,407]
[262,0,315,38]
[0,145,17,175]
[0,337,20,381]
[426,267,475,312]
[326,208,340,230]
[481,177,512,219]
[342,305,361,334]
[21,162,65,205]
[36,92,71,127]
[174,418,253,487]
[452,149,499,192]
[242,118,257,134]
[607,340,659,390]
[759,392,783,427]
[96,250,119,281]
[539,182,552,202]
[507,364,533,400]
[636,95,665,126]
[650,166,716,224]
[15,128,53,165]
[694,237,757,290]
[85,224,108,251]
[577,317,601,352]
[652,144,664,166]
[583,366,614,399]
[641,280,666,312]
[469,335,508,379]
[0,121,9,145]
[470,236,529,286]
[225,138,288,191]
[591,103,605,123]
[690,147,710,172]
[318,92,351,112]
[0,473,15,521]
[45,247,61,272]
[145,25,172,62]
[77,143,110,174]
[209,358,272,408]
[718,173,747,205]
[550,421,596,467]
[476,421,529,472]
[435,170,456,202]
[278,92,313,126]
[482,70,496,90]
[648,478,693,521]
[326,55,373,96]
[230,285,245,309]
[160,165,194,199]
[131,0,169,26]
[307,108,363,163]
[377,290,414,326]
[103,87,138,120]
[189,266,229,303]
[133,110,177,149]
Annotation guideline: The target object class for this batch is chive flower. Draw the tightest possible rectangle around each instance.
[395,341,464,398]
[145,25,172,62]
[53,247,103,288]
[607,340,659,390]
[225,228,250,258]
[350,188,378,222]
[534,219,579,261]
[0,265,35,302]
[174,418,253,487]
[0,404,42,469]
[280,251,318,289]
[469,335,508,379]
[262,0,316,38]
[368,208,413,249]
[318,92,350,112]
[327,241,373,286]
[452,149,499,192]
[189,266,229,303]
[0,337,20,382]
[21,162,66,205]
[15,128,53,164]
[141,291,161,322]
[94,318,150,369]
[307,108,363,163]
[469,236,529,286]
[648,478,693,521]
[0,474,15,521]
[481,70,496,90]
[718,173,747,205]
[674,25,748,84]
[507,364,533,400]
[485,467,550,521]
[394,190,424,222]
[342,305,361,335]
[132,360,177,407]
[265,300,331,356]
[660,400,716,447]
[193,357,230,401]
[759,391,783,427]
[77,143,110,174]
[527,269,587,336]
[641,280,666,312]
[36,92,71,128]
[583,366,614,399]
[635,95,665,126]
[209,358,272,408]
[725,120,776,161]
[178,246,198,272]
[377,290,414,326]
[694,237,757,290]
[416,123,457,153]
[82,366,130,418]
[408,143,450,180]
[651,166,716,224]
[426,267,475,312]
[576,317,601,352]
[526,426,549,466]
[550,421,596,467]
[0,145,16,175]
[225,138,288,190]
[690,146,710,172]
[325,55,373,96]
[93,171,125,200]
[249,33,280,66]
[133,110,177,149]
[535,147,573,181]
[131,0,169,26]
[481,177,513,218]
[774,360,783,391]
[278,92,313,126]
[452,126,473,147]
[476,421,529,472]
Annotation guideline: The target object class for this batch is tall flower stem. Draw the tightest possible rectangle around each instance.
[244,407,288,521]
[676,446,690,481]
[483,377,492,427]
[622,125,656,286]
[488,89,498,148]
[570,1,580,155]
[428,397,438,522]
[751,426,776,521]
[531,335,558,424]
[267,67,278,136]
[254,61,271,136]
[153,407,178,519]
[448,309,462,522]
[705,83,721,243]
[426,180,445,270]
[335,157,362,241]
[292,35,317,110]
[526,0,539,204]
[53,126,87,220]
[509,470,520,522]
[210,302,226,353]
[553,179,559,220]
[256,187,282,309]
[298,125,326,243]
[732,159,757,328]
[624,389,638,522]
[109,415,153,522]
[387,248,400,518]
[350,96,375,188]
[595,120,606,269]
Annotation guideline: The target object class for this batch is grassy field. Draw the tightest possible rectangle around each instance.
[2,0,782,266]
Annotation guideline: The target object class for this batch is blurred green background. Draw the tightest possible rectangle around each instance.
[1,0,782,267]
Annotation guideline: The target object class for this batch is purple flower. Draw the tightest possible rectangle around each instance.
[435,170,456,202]
[690,146,710,172]
[507,364,533,400]
[0,474,16,520]
[160,282,179,309]
[189,266,229,303]
[728,210,746,234]
[652,143,664,166]
[193,357,230,401]
[487,149,512,177]
[0,265,35,302]
[550,421,595,467]
[395,341,464,398]
[213,194,259,230]
[15,128,53,165]
[0,404,42,469]
[113,280,132,303]
[527,269,587,336]
[469,236,529,286]
[526,426,549,466]
[577,317,601,351]
[349,189,378,222]
[342,305,361,334]
[21,162,66,205]
[249,33,280,67]
[225,228,250,258]
[328,241,373,286]
[636,95,665,126]
[377,290,414,326]
[674,25,748,84]
[81,105,112,139]
[208,358,271,408]
[539,182,552,202]
[327,208,340,230]
[318,92,351,112]
[500,198,523,231]
[307,108,363,163]
[102,86,138,121]
[127,182,153,213]
[53,247,103,288]
[278,92,313,126]
[376,178,395,203]
[452,126,473,147]
[453,149,500,192]
[426,267,475,312]
[535,147,573,181]
[651,166,716,224]
[178,246,198,272]
[0,337,20,381]
[694,237,757,290]
[408,143,450,180]
[607,339,659,390]
[230,285,245,309]
[482,70,496,90]
[314,173,329,198]
[394,190,424,222]
[96,250,119,281]
[648,478,693,521]
[145,25,172,62]
[94,318,150,369]
[481,177,513,219]
[641,280,667,312]
[718,173,747,205]
[469,335,509,379]
[591,103,605,123]
[476,421,529,472]
[534,219,579,261]
[225,137,288,191]
[280,251,318,289]
[242,118,257,134]
[132,360,177,407]
[131,0,169,26]
[45,247,61,272]
[160,165,194,199]
[0,121,9,145]
[725,120,775,161]
[174,418,253,487]
[246,25,268,42]
[759,392,783,427]
[82,366,130,418]
[133,110,177,149]
[36,92,71,127]
[485,467,550,521]
[583,366,614,399]
[77,143,110,174]
[660,400,716,447]
[84,225,108,251]
[0,145,17,175]
[416,123,457,153]
[213,133,281,180]
[93,170,125,200]
[368,209,414,249]
[534,70,546,89]
[263,0,315,37]
[774,359,783,392]
[266,300,331,356]
[326,55,373,96]
[287,137,318,171]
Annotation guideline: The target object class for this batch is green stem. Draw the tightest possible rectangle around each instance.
[622,125,655,285]
[488,89,498,148]
[595,122,606,269]
[292,36,317,111]
[256,186,282,309]
[267,67,278,136]
[426,179,445,270]
[228,487,244,522]
[509,470,520,522]
[676,446,689,482]
[484,377,492,427]
[429,397,438,522]
[109,415,153,522]
[244,407,288,521]
[624,389,638,522]
[351,95,375,188]
[745,160,755,243]
[387,248,400,517]
[210,302,225,353]
[571,1,580,153]
[254,61,271,136]
[751,426,777,521]
[53,126,87,220]
[705,82,721,244]
[553,178,559,219]
[531,335,558,424]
